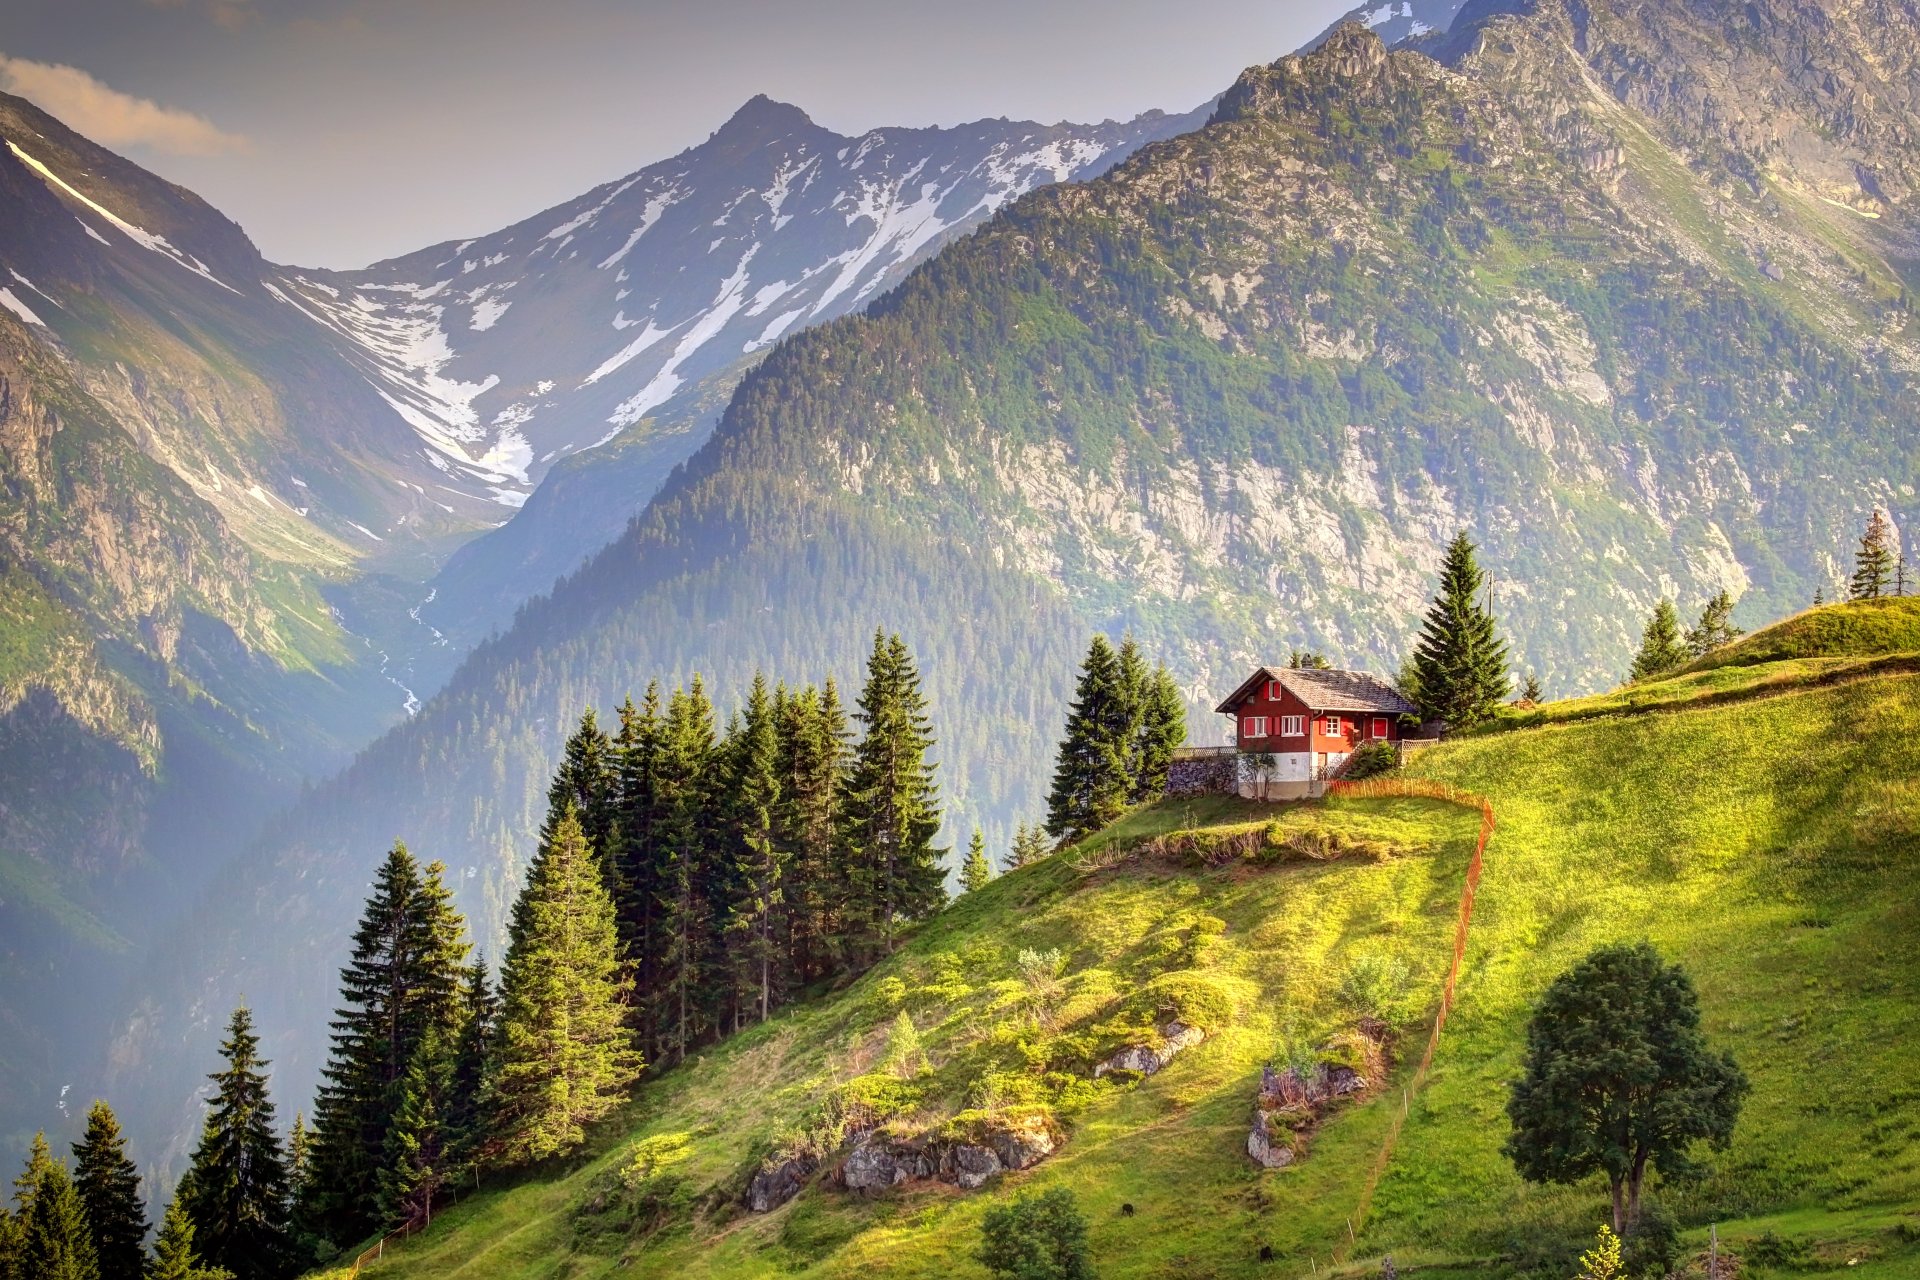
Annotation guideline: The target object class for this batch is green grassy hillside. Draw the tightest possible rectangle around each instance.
[334,665,1920,1280]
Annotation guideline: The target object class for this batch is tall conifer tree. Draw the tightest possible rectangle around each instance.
[15,1134,97,1280]
[1407,533,1510,727]
[543,709,618,875]
[960,829,994,893]
[611,687,664,1045]
[177,1007,293,1278]
[654,680,718,1064]
[305,844,468,1240]
[71,1102,146,1280]
[1850,508,1896,600]
[1133,663,1187,802]
[150,1198,230,1280]
[493,806,641,1163]
[723,674,787,1024]
[1046,636,1133,842]
[1629,600,1688,682]
[1683,590,1743,657]
[839,633,946,960]
[377,1027,457,1228]
[777,682,848,986]
[444,958,498,1170]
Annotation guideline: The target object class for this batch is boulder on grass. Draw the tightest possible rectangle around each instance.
[1093,1021,1206,1078]
[941,1143,1004,1189]
[746,1152,817,1213]
[1247,1109,1294,1169]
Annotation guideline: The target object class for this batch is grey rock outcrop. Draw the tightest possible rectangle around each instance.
[1093,1021,1206,1078]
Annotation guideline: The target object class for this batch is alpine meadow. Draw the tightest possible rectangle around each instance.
[0,1,1916,1279]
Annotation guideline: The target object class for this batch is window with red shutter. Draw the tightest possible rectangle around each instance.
[1372,717,1389,738]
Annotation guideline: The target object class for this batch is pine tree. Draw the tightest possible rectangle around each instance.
[1408,533,1511,728]
[1629,600,1688,682]
[377,1027,458,1229]
[1005,822,1051,870]
[960,829,994,893]
[1520,673,1544,704]
[654,679,718,1065]
[1850,508,1896,600]
[1114,637,1151,782]
[1133,663,1187,802]
[542,708,618,866]
[1288,650,1331,670]
[15,1134,98,1280]
[777,681,849,988]
[150,1197,231,1280]
[1045,636,1134,842]
[305,843,468,1241]
[0,1198,19,1280]
[839,632,946,961]
[444,958,498,1171]
[494,805,642,1163]
[611,687,663,1047]
[177,1007,293,1278]
[723,674,787,1025]
[1683,590,1743,657]
[71,1102,146,1280]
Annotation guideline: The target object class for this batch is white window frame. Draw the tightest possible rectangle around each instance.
[1266,679,1284,700]
[1371,717,1390,738]
[1241,715,1268,740]
[1323,715,1343,737]
[1279,715,1305,736]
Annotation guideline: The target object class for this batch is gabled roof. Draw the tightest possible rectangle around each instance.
[1214,667,1419,717]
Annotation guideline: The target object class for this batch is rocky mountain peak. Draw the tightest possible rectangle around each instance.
[711,94,820,144]
[1211,22,1419,126]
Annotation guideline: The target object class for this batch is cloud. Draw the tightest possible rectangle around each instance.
[0,55,249,156]
[142,0,257,30]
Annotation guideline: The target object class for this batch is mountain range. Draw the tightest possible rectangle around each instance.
[2,0,1915,1190]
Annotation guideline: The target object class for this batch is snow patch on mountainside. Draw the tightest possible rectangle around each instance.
[5,139,240,294]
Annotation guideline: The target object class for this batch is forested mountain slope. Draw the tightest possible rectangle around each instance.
[328,656,1920,1280]
[125,1,1920,1179]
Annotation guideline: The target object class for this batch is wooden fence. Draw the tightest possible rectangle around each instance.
[1323,776,1495,1268]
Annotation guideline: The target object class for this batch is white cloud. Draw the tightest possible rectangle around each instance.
[0,55,249,156]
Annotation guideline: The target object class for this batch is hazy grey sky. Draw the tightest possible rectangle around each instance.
[1,0,1356,268]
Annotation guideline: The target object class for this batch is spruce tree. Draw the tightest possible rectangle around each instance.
[444,958,498,1171]
[0,1199,19,1280]
[1683,590,1743,657]
[1046,635,1134,842]
[1115,637,1151,781]
[778,681,848,987]
[305,843,468,1241]
[1005,822,1051,870]
[839,633,946,961]
[1133,663,1187,802]
[722,674,788,1025]
[15,1134,98,1280]
[1408,533,1510,728]
[150,1197,231,1280]
[494,805,642,1163]
[1629,600,1688,682]
[177,1006,293,1278]
[1520,673,1544,704]
[611,687,664,1047]
[71,1102,146,1280]
[542,708,618,865]
[1850,508,1895,600]
[377,1027,457,1229]
[960,829,994,893]
[655,679,718,1065]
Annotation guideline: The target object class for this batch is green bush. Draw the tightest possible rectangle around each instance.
[1133,969,1237,1032]
[1622,1203,1680,1278]
[1344,741,1399,780]
[1338,951,1416,1030]
[976,1187,1097,1280]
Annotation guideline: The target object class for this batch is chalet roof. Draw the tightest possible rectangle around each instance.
[1214,667,1419,717]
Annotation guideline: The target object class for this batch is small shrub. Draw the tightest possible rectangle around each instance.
[1134,970,1238,1032]
[883,1011,924,1077]
[976,1186,1097,1280]
[1745,1229,1812,1267]
[1338,951,1416,1030]
[1344,741,1398,780]
[1575,1224,1625,1280]
[1622,1203,1680,1278]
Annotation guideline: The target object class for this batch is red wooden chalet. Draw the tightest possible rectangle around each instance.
[1213,666,1418,799]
